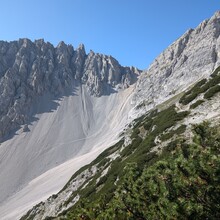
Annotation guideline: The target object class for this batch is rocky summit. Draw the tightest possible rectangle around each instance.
[0,39,140,140]
[0,11,220,220]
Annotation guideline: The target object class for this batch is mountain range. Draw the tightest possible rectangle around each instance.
[0,11,220,220]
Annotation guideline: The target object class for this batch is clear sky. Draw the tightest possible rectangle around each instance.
[0,0,219,69]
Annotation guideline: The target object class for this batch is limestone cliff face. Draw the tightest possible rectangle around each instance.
[82,50,138,96]
[133,11,220,110]
[0,39,140,139]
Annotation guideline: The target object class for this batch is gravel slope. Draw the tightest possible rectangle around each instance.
[0,85,134,220]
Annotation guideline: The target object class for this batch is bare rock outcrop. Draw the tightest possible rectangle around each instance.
[133,11,220,110]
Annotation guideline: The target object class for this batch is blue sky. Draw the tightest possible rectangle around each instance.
[0,0,219,69]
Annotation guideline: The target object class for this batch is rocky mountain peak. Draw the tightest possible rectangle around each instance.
[78,43,85,51]
[0,39,141,140]
[133,11,220,112]
[211,10,220,20]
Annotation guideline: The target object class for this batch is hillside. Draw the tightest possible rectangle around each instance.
[21,67,220,219]
[0,11,220,220]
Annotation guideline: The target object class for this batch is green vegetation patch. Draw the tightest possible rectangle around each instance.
[204,84,220,99]
[160,124,187,141]
[179,66,220,105]
[190,99,205,109]
[126,106,189,169]
[210,66,220,78]
[63,122,220,220]
[179,79,207,105]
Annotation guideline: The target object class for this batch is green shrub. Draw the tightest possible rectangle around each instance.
[97,158,110,168]
[131,127,140,139]
[160,125,187,141]
[179,93,198,105]
[193,78,207,88]
[175,124,187,134]
[210,66,220,78]
[44,217,55,220]
[174,111,189,121]
[143,118,153,130]
[153,105,176,131]
[120,137,142,157]
[160,132,174,141]
[190,99,205,109]
[163,139,180,152]
[179,70,220,105]
[179,79,207,105]
[96,175,108,187]
[86,123,220,220]
[204,75,220,88]
[204,85,220,99]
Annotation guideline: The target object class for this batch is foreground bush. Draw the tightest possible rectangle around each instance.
[64,122,220,219]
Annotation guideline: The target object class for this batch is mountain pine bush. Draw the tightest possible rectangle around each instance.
[62,122,220,220]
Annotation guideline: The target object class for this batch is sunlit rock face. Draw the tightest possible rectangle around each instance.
[133,11,220,110]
